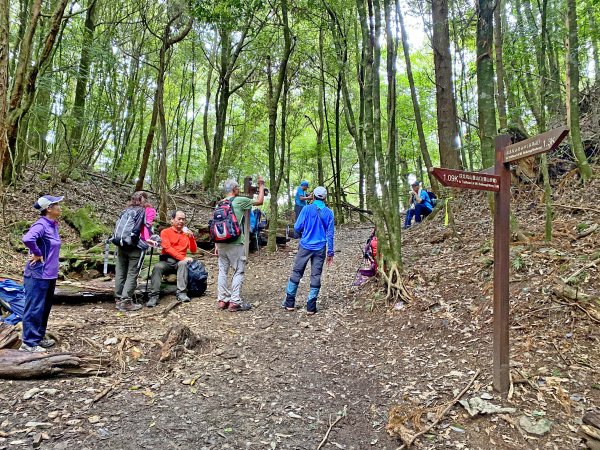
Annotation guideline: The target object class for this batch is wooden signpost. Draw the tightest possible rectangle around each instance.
[431,127,569,394]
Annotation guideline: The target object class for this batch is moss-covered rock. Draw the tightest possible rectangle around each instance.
[62,206,110,247]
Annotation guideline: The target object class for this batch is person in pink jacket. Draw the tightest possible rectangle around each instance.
[113,192,156,311]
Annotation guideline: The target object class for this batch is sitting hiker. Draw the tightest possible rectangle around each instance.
[282,186,334,315]
[146,210,197,307]
[216,177,265,312]
[404,181,433,229]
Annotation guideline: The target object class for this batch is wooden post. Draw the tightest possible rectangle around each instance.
[493,134,512,394]
[242,176,252,258]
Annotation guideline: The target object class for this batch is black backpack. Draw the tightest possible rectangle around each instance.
[187,261,208,297]
[426,190,438,207]
[111,207,146,248]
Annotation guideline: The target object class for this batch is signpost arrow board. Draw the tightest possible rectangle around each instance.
[503,126,569,163]
[430,167,501,192]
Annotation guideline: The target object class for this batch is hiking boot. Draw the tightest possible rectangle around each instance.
[39,338,56,348]
[117,298,142,312]
[146,296,159,308]
[176,293,191,303]
[19,343,46,353]
[228,302,252,312]
[217,300,229,310]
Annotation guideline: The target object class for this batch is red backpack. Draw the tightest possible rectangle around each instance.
[208,198,241,243]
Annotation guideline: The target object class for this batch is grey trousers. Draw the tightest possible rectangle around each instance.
[217,243,246,304]
[115,246,143,300]
[289,245,326,288]
[150,257,188,296]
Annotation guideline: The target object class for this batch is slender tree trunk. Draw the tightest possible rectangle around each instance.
[397,0,438,192]
[135,89,159,192]
[317,26,325,186]
[432,0,462,169]
[494,0,507,130]
[0,0,9,180]
[476,0,497,169]
[266,0,293,252]
[566,0,593,182]
[538,0,553,241]
[68,0,98,166]
[2,0,68,183]
[589,5,600,87]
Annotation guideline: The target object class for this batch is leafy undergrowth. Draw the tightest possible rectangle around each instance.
[0,168,598,449]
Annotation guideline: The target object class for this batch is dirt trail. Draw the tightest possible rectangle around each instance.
[1,181,600,449]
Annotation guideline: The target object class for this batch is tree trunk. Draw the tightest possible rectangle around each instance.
[68,0,98,167]
[135,89,159,192]
[0,0,9,180]
[397,0,438,192]
[494,0,507,130]
[266,0,293,253]
[476,0,497,170]
[432,0,462,169]
[566,0,593,182]
[3,0,68,183]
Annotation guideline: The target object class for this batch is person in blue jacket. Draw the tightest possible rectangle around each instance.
[294,180,313,222]
[404,181,433,229]
[283,186,334,315]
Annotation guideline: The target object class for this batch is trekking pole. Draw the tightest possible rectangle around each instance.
[103,238,110,275]
[144,246,154,298]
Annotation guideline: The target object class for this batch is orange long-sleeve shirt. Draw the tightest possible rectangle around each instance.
[160,227,197,261]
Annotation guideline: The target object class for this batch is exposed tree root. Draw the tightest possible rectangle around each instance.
[379,263,412,303]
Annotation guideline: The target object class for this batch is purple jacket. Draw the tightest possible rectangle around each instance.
[22,217,62,279]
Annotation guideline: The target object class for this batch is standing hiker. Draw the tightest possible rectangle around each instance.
[294,180,313,221]
[403,181,433,229]
[216,177,265,312]
[282,186,334,315]
[113,192,154,312]
[20,195,64,352]
[146,210,197,307]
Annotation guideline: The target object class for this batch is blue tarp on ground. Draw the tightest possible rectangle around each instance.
[0,279,25,325]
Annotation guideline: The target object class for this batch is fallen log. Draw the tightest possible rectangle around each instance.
[0,349,109,379]
[0,323,20,349]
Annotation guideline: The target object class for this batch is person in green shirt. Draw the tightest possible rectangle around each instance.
[217,177,265,312]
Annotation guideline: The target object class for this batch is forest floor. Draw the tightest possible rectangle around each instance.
[0,169,599,450]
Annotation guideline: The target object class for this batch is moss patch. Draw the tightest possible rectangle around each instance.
[8,220,32,253]
[62,206,110,247]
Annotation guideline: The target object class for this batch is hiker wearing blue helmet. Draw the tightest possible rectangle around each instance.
[283,186,334,315]
[294,180,313,222]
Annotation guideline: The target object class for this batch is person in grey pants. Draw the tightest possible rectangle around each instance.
[216,177,265,312]
[283,186,334,315]
[114,192,153,312]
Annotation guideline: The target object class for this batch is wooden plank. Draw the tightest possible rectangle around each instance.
[430,167,501,192]
[503,127,569,163]
[493,135,512,394]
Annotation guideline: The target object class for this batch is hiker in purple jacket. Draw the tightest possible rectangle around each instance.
[20,195,63,352]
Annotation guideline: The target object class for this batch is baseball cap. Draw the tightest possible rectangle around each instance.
[300,180,309,187]
[411,181,420,187]
[313,186,327,199]
[34,195,64,211]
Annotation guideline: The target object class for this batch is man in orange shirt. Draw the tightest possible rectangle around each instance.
[146,210,197,307]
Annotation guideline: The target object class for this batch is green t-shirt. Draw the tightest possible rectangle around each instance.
[229,196,254,245]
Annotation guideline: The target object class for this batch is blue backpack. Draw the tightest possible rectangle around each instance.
[187,261,208,297]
